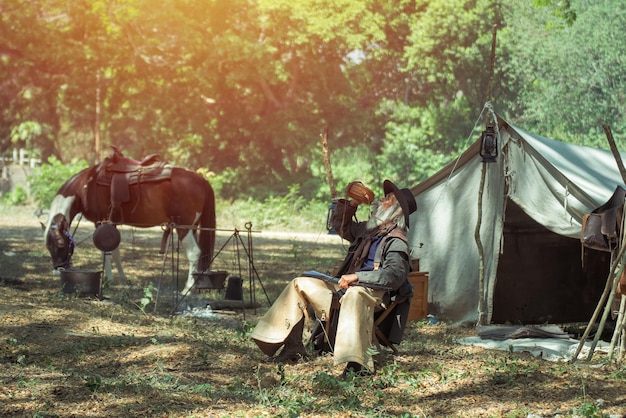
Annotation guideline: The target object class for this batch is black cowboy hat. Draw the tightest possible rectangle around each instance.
[383,179,417,228]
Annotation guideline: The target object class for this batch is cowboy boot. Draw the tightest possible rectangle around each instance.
[266,319,308,364]
[340,361,372,379]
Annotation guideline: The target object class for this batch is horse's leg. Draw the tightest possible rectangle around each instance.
[180,232,201,295]
[112,247,128,283]
[103,248,128,284]
[103,253,114,284]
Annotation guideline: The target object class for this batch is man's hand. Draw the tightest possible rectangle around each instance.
[338,273,358,289]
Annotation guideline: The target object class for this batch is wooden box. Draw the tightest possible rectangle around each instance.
[408,271,428,322]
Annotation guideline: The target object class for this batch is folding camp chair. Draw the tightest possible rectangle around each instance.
[312,289,411,355]
[373,293,411,354]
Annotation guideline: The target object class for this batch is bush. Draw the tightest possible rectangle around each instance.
[215,187,373,234]
[2,185,28,206]
[216,184,331,233]
[28,156,89,209]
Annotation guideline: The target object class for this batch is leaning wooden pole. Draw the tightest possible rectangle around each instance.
[586,261,625,360]
[573,125,626,362]
[608,293,626,363]
[603,124,626,362]
[572,243,626,362]
[617,306,626,364]
[604,125,626,183]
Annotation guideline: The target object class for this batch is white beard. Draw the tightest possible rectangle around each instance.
[366,199,403,231]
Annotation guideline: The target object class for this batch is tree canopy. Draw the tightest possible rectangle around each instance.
[1,0,623,200]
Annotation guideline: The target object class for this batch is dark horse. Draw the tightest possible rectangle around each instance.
[43,151,216,294]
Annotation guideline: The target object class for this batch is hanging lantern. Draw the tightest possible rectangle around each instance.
[480,124,498,163]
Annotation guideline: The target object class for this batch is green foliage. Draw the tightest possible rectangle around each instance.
[376,99,467,185]
[2,0,626,201]
[502,1,626,146]
[532,0,577,26]
[216,185,333,233]
[27,156,89,209]
[2,185,28,206]
[84,374,103,393]
[486,355,539,386]
[572,398,608,418]
[309,145,379,201]
[139,283,157,314]
[10,121,42,147]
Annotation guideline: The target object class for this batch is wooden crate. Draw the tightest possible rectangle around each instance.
[408,271,428,322]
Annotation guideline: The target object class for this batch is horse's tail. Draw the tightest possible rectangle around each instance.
[197,179,216,271]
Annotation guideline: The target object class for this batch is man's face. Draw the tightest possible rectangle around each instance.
[380,193,398,209]
[367,193,402,230]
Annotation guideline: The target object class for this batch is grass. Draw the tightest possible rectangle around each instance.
[1,203,626,417]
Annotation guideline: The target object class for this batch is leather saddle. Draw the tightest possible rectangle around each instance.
[94,148,173,219]
[582,186,626,252]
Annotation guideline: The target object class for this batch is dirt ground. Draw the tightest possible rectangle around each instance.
[1,206,625,417]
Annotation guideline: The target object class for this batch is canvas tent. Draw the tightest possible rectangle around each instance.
[407,114,625,325]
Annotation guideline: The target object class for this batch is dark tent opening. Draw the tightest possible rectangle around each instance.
[492,199,609,324]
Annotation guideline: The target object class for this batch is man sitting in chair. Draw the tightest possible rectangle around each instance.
[250,179,416,376]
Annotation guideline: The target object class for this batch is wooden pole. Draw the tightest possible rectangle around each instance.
[617,306,626,364]
[586,261,624,360]
[320,126,337,199]
[475,24,498,326]
[475,164,488,325]
[95,69,102,165]
[572,242,626,361]
[604,125,626,184]
[573,125,626,362]
[608,294,626,362]
[487,24,497,103]
[603,124,626,362]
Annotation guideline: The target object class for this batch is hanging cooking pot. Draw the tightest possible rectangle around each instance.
[93,223,121,252]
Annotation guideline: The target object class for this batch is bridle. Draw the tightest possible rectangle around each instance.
[50,222,76,269]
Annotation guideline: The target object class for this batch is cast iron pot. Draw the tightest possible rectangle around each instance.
[60,269,102,297]
[93,223,121,252]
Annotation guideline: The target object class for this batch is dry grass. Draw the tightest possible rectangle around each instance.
[1,204,625,417]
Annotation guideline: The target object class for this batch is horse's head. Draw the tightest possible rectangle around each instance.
[44,213,75,270]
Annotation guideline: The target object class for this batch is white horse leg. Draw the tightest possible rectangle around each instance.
[103,248,127,284]
[180,232,201,295]
[111,247,127,283]
[103,253,114,284]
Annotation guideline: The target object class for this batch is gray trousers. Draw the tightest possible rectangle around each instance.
[250,276,384,370]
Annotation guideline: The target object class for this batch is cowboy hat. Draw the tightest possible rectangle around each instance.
[383,179,417,228]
